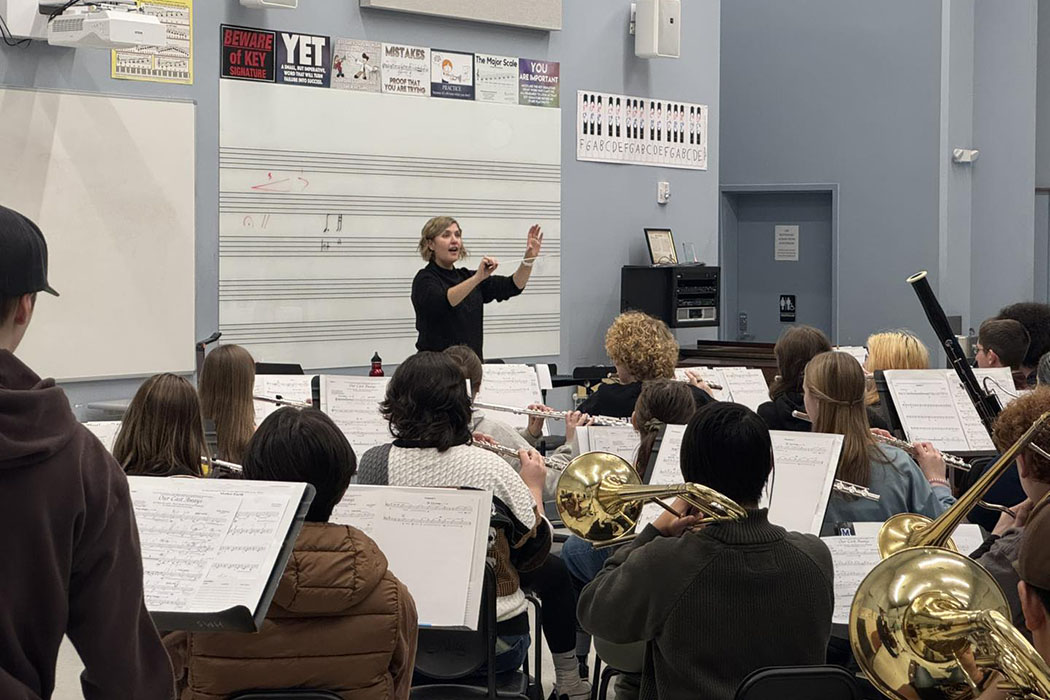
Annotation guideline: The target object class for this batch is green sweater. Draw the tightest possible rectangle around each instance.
[577,510,834,700]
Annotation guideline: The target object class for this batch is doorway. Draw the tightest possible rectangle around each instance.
[720,186,837,343]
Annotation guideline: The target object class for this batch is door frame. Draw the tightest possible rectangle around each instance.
[718,183,840,342]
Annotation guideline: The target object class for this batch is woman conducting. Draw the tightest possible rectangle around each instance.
[411,216,543,360]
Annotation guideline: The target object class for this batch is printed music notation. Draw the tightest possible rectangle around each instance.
[673,366,771,411]
[637,424,688,529]
[82,420,121,453]
[253,375,315,425]
[330,486,492,629]
[884,370,1006,452]
[766,432,843,535]
[129,478,306,617]
[474,364,545,431]
[320,375,392,458]
[577,425,640,464]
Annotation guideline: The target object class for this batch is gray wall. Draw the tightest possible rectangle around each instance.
[721,0,1040,353]
[720,0,943,347]
[0,0,722,413]
[1038,0,1050,187]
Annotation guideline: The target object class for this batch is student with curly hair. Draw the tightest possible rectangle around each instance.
[579,311,714,419]
[998,302,1050,387]
[357,351,590,699]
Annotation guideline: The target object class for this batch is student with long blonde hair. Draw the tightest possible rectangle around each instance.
[803,351,953,535]
[113,373,208,478]
[863,329,929,406]
[199,344,256,463]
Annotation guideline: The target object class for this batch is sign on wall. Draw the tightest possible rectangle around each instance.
[576,90,708,171]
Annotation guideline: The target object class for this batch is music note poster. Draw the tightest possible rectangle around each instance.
[330,485,492,629]
[111,0,193,85]
[381,43,430,96]
[332,39,381,92]
[475,54,519,105]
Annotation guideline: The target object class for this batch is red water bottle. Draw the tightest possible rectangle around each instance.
[369,352,384,377]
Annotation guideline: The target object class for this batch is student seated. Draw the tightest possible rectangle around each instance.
[804,351,954,535]
[968,388,1050,633]
[863,329,928,427]
[758,325,832,431]
[0,205,173,698]
[976,318,1032,390]
[357,351,591,700]
[1039,352,1050,386]
[997,302,1050,387]
[112,373,208,477]
[199,343,255,463]
[579,311,714,418]
[1016,497,1050,663]
[577,402,834,700]
[165,407,418,699]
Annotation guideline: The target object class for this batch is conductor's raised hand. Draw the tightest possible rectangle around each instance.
[524,225,543,260]
[475,256,498,281]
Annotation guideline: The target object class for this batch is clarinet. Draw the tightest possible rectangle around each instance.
[907,271,1001,437]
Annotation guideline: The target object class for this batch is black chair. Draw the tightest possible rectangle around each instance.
[411,566,540,699]
[734,665,862,700]
[230,691,342,699]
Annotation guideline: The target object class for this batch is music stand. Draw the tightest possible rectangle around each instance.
[255,362,304,375]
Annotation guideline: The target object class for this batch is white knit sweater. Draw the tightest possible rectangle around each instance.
[369,443,539,621]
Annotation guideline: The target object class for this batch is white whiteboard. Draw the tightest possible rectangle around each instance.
[0,87,196,381]
[218,80,560,369]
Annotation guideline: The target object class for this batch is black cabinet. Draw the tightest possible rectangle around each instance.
[620,265,719,328]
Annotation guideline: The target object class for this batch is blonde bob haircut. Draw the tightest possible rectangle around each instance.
[605,311,678,382]
[418,216,468,262]
[864,330,930,404]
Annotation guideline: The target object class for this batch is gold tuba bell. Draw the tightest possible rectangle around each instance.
[850,547,1050,700]
[554,451,747,545]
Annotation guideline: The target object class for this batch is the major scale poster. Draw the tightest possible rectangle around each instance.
[576,90,708,170]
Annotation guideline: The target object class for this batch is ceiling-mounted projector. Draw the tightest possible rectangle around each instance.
[240,0,299,8]
[45,4,165,48]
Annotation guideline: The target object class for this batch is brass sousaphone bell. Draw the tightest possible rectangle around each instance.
[554,451,747,545]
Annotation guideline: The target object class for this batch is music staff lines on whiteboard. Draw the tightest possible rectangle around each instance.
[219,313,561,345]
[219,276,560,302]
[220,192,559,219]
[219,235,562,258]
[220,148,561,184]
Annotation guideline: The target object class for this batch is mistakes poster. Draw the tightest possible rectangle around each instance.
[381,43,430,97]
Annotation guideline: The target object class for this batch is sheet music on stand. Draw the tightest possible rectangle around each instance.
[764,431,843,535]
[823,522,985,624]
[575,425,640,464]
[82,420,121,452]
[330,485,492,630]
[253,374,317,424]
[319,375,392,457]
[834,346,868,366]
[973,367,1021,408]
[475,364,545,431]
[637,427,840,535]
[673,367,770,410]
[884,369,1000,452]
[128,477,314,632]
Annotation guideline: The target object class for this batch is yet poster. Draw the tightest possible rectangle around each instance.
[381,43,430,97]
[333,38,381,92]
[276,31,331,88]
[475,54,518,105]
[431,49,475,100]
[518,58,560,108]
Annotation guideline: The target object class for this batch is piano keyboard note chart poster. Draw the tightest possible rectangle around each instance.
[111,0,193,85]
[576,90,708,170]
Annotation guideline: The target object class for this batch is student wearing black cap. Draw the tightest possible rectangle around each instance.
[0,205,174,699]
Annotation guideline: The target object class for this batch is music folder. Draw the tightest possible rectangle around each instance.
[129,476,315,633]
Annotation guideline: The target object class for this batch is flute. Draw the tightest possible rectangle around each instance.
[472,440,550,467]
[833,480,880,502]
[254,395,312,408]
[473,401,631,427]
[201,456,243,476]
[791,410,971,472]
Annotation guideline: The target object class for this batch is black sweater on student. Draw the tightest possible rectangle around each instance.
[411,261,522,360]
[578,381,715,419]
[578,510,834,700]
[758,390,889,432]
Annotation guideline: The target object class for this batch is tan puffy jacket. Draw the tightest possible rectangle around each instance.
[166,522,418,700]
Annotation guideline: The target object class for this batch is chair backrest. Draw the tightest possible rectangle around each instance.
[229,691,343,700]
[413,566,498,683]
[734,665,861,700]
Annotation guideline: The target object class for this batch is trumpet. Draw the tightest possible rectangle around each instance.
[876,410,1050,558]
[473,401,631,427]
[791,410,971,472]
[555,451,747,545]
[254,394,312,408]
[851,546,1050,700]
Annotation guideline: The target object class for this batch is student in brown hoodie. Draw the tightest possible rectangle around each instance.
[0,204,174,699]
[165,407,418,700]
